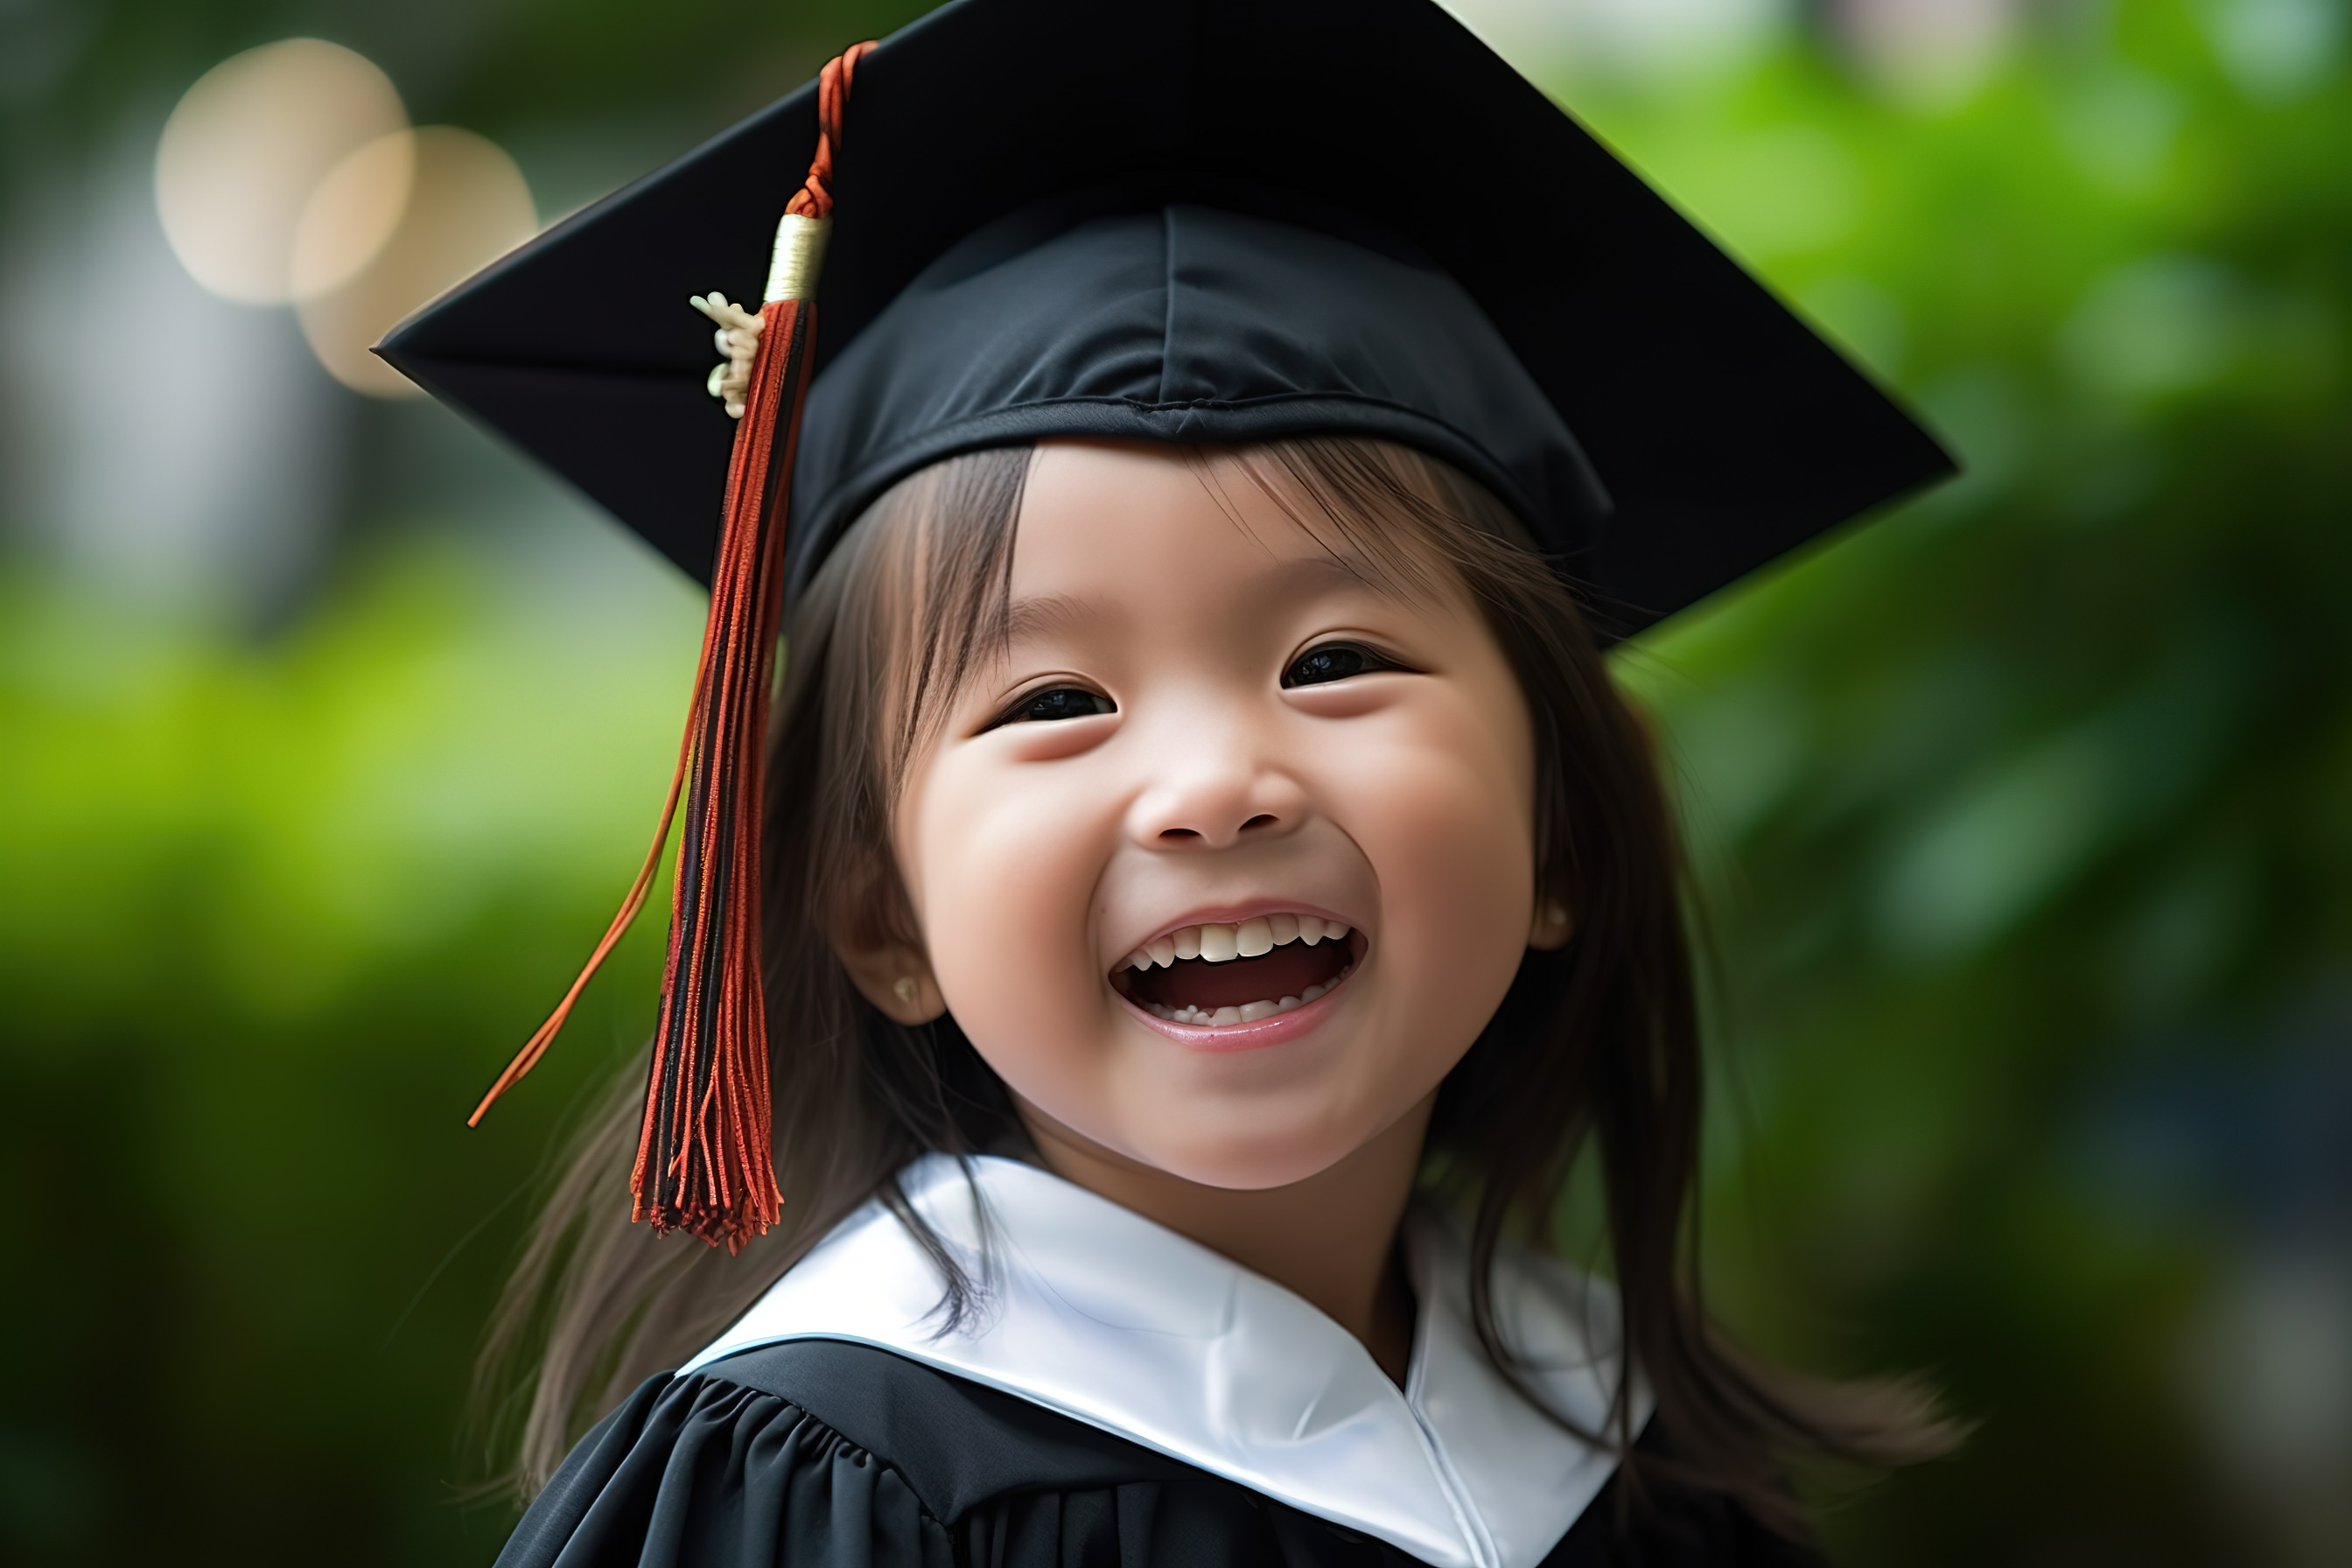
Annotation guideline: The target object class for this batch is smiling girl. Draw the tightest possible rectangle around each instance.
[386,2,1956,1564]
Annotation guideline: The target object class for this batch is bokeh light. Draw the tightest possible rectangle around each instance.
[153,40,536,396]
[289,129,416,300]
[153,38,406,305]
[295,126,536,396]
[1828,0,2022,102]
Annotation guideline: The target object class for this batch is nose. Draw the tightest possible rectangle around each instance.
[1125,723,1307,850]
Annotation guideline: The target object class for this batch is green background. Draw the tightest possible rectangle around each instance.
[2,0,2348,1562]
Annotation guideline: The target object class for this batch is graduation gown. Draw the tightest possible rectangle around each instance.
[497,1157,1816,1568]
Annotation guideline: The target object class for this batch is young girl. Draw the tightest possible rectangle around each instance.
[382,1,1956,1563]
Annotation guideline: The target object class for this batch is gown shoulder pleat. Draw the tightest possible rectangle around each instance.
[494,1340,1818,1568]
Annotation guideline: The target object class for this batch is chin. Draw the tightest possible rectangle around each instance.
[1122,1113,1374,1193]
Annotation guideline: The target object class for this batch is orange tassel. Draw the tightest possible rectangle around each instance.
[468,42,875,1253]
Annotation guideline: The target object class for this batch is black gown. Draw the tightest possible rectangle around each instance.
[499,1339,1819,1568]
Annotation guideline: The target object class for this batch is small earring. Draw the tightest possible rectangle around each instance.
[892,976,920,1005]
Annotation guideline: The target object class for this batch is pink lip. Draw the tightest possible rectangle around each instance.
[1118,980,1350,1052]
[1115,900,1362,958]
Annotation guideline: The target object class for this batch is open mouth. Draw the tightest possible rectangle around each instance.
[1110,914,1358,1026]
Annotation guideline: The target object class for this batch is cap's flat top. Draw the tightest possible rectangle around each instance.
[378,0,1950,634]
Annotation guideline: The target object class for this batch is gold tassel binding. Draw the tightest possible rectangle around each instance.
[466,41,876,1252]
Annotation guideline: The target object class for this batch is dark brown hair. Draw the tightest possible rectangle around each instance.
[479,437,1950,1532]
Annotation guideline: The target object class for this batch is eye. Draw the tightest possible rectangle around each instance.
[1001,685,1116,724]
[1282,641,1404,688]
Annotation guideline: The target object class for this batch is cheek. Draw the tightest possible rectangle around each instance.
[1344,719,1536,1040]
[904,752,1117,1074]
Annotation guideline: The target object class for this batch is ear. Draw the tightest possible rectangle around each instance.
[833,936,948,1025]
[1527,895,1575,951]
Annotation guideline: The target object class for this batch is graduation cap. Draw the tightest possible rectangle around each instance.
[379,0,1951,1249]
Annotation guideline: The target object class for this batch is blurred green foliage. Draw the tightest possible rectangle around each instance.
[0,544,702,1562]
[3,0,2348,1564]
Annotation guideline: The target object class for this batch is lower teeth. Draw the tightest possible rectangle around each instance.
[1144,968,1350,1026]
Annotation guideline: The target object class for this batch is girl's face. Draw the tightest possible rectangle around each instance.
[883,442,1549,1190]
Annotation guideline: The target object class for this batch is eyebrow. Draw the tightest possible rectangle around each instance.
[1000,592,1097,645]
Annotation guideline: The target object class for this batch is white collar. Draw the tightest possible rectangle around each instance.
[685,1155,1648,1568]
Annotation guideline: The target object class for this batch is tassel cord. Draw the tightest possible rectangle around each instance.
[634,296,810,1244]
[472,42,871,1255]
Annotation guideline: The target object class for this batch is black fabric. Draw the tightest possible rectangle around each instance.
[374,0,1951,638]
[781,202,1612,606]
[496,1339,1820,1568]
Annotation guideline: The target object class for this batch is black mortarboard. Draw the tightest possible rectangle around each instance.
[380,0,1950,1245]
[382,0,1948,630]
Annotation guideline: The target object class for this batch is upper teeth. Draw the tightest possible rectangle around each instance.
[1121,914,1352,972]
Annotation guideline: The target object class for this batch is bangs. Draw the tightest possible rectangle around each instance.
[1206,438,1550,613]
[810,447,1035,809]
